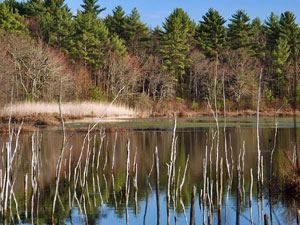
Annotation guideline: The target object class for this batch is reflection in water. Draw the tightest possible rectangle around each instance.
[0,122,299,224]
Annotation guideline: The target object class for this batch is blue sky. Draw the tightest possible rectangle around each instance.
[66,0,300,29]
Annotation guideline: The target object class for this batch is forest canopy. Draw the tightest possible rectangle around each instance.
[0,0,300,111]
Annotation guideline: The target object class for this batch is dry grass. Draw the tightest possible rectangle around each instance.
[1,102,137,118]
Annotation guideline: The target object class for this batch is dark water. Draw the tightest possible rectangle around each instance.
[0,117,299,225]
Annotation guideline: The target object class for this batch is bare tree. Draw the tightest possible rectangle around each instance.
[223,48,260,109]
[103,53,143,103]
[188,50,213,101]
[73,63,92,100]
[0,39,15,103]
[141,54,174,100]
[0,33,76,102]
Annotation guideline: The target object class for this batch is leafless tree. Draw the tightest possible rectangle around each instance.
[223,48,260,109]
[188,50,213,101]
[0,33,76,102]
[102,53,142,103]
[141,54,174,100]
[0,40,15,103]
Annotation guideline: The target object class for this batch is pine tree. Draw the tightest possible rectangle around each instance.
[70,2,110,86]
[0,2,27,34]
[160,8,194,97]
[273,38,291,73]
[24,0,45,17]
[265,12,280,51]
[264,12,287,101]
[110,33,127,57]
[42,0,73,51]
[272,37,291,97]
[104,5,127,40]
[22,0,73,51]
[227,10,255,51]
[2,0,26,15]
[279,11,300,64]
[195,8,226,107]
[125,8,150,54]
[251,17,265,57]
[71,12,109,69]
[150,26,163,55]
[160,8,194,76]
[44,0,64,12]
[195,8,226,59]
[264,12,281,90]
[80,0,105,16]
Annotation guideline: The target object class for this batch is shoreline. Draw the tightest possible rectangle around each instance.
[0,108,299,133]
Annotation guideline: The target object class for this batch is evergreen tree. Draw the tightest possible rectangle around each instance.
[195,8,226,59]
[272,37,291,97]
[71,11,109,69]
[227,10,255,51]
[80,0,105,15]
[0,2,27,34]
[160,8,194,97]
[125,8,150,54]
[160,8,194,76]
[23,0,73,51]
[44,0,64,12]
[195,9,226,106]
[264,13,281,94]
[150,25,163,55]
[70,3,110,86]
[2,0,26,15]
[42,0,73,51]
[279,11,300,63]
[49,8,73,51]
[265,12,280,51]
[251,17,265,57]
[273,37,291,73]
[110,33,127,57]
[104,5,127,40]
[24,0,45,17]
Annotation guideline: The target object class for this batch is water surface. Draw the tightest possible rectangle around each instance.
[0,117,299,224]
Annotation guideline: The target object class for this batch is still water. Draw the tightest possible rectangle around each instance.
[0,117,299,224]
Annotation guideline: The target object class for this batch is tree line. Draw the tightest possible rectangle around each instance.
[0,0,300,111]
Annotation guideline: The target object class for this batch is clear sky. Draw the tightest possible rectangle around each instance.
[66,0,300,29]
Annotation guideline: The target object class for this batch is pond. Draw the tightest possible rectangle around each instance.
[0,117,299,225]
